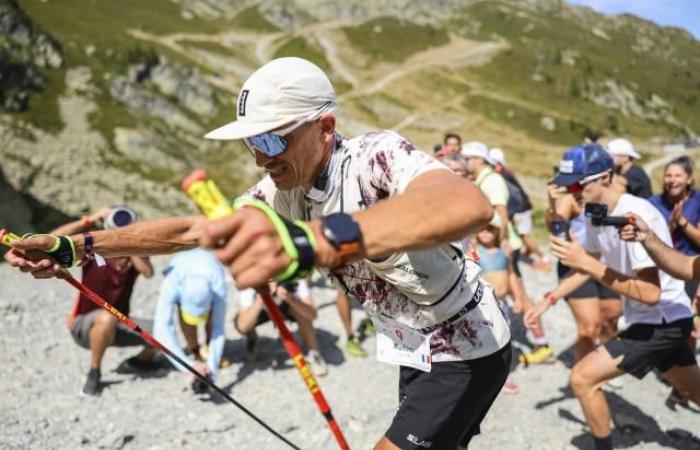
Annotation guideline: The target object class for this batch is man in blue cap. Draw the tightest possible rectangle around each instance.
[153,248,228,393]
[525,144,697,450]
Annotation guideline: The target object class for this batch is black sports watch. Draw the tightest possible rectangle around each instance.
[321,213,363,265]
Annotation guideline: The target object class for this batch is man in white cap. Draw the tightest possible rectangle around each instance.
[607,138,652,198]
[461,141,554,364]
[153,248,228,394]
[7,57,512,450]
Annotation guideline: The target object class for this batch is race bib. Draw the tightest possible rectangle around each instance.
[372,314,432,372]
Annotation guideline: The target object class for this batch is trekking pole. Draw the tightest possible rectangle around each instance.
[183,170,351,450]
[0,229,301,450]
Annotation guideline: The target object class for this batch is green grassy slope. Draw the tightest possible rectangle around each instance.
[448,1,700,141]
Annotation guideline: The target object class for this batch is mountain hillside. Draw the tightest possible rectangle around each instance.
[1,0,698,231]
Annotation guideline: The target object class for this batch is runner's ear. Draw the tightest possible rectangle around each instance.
[319,114,336,139]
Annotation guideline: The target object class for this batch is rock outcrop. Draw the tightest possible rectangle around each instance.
[0,0,62,112]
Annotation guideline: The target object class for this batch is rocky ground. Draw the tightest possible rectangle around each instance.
[1,258,699,450]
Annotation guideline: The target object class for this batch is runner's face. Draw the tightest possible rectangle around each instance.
[663,164,691,198]
[254,116,335,190]
[578,175,606,205]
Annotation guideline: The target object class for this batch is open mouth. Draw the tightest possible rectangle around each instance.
[266,165,287,181]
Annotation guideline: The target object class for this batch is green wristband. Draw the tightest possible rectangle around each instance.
[233,198,316,281]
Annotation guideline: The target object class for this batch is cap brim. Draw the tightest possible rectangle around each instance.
[204,118,292,141]
[552,173,585,186]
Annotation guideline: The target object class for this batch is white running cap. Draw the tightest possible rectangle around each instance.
[205,57,338,140]
[606,138,641,159]
[489,148,506,166]
[460,141,495,165]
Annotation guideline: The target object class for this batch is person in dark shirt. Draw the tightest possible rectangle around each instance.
[55,207,155,396]
[607,138,652,198]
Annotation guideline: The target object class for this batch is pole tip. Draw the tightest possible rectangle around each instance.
[182,169,208,191]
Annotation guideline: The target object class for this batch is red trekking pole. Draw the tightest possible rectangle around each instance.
[0,229,301,450]
[183,170,351,450]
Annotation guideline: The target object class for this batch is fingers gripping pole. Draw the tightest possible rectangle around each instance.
[183,170,351,450]
[1,230,301,450]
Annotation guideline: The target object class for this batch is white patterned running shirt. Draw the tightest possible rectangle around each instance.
[244,130,511,362]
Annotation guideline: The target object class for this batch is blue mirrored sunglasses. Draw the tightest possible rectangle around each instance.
[243,121,307,158]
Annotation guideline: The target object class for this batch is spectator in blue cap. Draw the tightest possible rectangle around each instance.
[153,248,228,393]
[525,144,698,450]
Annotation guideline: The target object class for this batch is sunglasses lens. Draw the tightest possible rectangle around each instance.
[245,133,288,157]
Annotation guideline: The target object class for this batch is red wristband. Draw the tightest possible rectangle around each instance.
[545,292,558,305]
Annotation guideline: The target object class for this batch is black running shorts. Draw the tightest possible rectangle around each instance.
[385,343,512,450]
[604,318,696,379]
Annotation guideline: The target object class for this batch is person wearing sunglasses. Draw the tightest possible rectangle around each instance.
[525,144,697,450]
[7,57,512,450]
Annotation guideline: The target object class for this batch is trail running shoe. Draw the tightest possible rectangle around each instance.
[665,387,690,411]
[82,368,101,396]
[519,344,555,366]
[345,335,368,358]
[358,318,376,338]
[308,350,328,377]
[191,376,211,395]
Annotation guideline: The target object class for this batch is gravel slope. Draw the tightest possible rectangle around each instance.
[1,258,698,450]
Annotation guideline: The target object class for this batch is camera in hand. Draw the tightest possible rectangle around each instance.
[584,203,631,228]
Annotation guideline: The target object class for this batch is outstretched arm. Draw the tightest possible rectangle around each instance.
[620,213,700,281]
[5,215,207,278]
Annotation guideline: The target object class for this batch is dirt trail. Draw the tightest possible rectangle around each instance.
[340,37,505,101]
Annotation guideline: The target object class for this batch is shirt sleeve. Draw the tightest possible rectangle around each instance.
[153,275,195,373]
[206,293,227,381]
[355,131,447,205]
[480,175,509,207]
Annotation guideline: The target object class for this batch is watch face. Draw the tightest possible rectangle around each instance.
[324,213,361,248]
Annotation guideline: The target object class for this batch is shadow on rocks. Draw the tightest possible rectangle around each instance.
[535,385,575,410]
[203,329,345,405]
[565,391,700,450]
